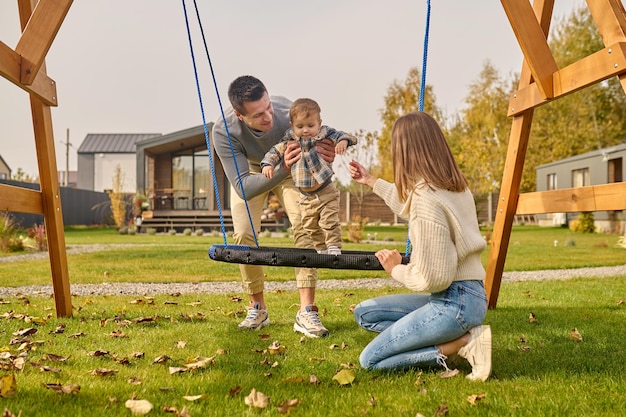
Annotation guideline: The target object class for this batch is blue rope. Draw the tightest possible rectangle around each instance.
[407,0,432,256]
[182,0,259,247]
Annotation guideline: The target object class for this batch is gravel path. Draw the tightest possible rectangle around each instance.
[1,244,625,297]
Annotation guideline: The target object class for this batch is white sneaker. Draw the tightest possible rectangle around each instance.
[294,305,329,338]
[458,325,492,381]
[237,303,269,330]
[326,246,341,255]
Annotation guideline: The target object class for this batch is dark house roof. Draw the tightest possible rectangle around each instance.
[77,133,162,154]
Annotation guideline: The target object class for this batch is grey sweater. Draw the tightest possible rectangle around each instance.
[212,96,292,199]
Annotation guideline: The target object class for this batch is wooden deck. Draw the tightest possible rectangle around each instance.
[138,210,285,233]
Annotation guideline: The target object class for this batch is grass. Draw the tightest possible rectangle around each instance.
[0,225,625,416]
[0,278,625,416]
[0,225,624,287]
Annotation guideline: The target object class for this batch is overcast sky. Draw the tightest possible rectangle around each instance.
[1,1,581,178]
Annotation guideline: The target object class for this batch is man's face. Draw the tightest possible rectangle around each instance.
[290,112,321,140]
[236,92,274,132]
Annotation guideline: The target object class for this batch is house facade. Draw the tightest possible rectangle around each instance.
[0,154,11,180]
[535,143,625,233]
[77,133,161,193]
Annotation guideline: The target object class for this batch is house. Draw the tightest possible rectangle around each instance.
[535,143,625,233]
[0,154,10,180]
[77,133,161,192]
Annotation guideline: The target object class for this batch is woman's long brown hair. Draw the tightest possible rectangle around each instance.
[392,112,468,201]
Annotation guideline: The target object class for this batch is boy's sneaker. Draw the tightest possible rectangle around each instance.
[458,325,492,381]
[327,246,341,255]
[238,302,269,330]
[294,305,329,338]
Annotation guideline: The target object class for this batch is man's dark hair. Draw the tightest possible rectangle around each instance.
[228,75,267,115]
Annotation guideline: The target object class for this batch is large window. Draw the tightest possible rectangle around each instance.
[571,168,589,187]
[171,146,223,210]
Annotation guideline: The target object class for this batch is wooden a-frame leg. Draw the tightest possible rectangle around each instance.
[484,112,534,308]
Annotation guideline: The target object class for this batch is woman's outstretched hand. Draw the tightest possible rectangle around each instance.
[375,249,402,275]
[349,160,377,188]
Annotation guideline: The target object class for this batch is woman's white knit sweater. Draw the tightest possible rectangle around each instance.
[373,179,486,293]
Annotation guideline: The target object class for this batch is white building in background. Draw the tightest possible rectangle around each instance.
[77,133,161,193]
[535,143,625,233]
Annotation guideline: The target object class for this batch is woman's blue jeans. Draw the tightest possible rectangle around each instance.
[354,280,487,371]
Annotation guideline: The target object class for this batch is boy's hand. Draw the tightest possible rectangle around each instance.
[335,140,348,155]
[262,166,274,179]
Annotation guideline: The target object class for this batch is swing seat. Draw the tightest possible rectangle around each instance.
[209,244,410,270]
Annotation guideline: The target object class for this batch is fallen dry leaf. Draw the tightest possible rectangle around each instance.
[435,403,449,416]
[125,399,153,415]
[244,388,270,409]
[91,368,118,377]
[153,355,171,364]
[183,394,205,401]
[277,399,301,414]
[268,341,287,355]
[44,382,80,394]
[12,328,37,337]
[0,374,17,398]
[168,366,188,374]
[176,341,187,349]
[569,328,583,342]
[332,369,355,386]
[185,356,215,370]
[309,374,321,385]
[528,312,538,323]
[229,386,242,397]
[438,369,460,379]
[467,392,486,405]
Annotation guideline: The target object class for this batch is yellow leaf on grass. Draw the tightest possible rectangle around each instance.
[244,388,270,409]
[125,399,154,415]
[268,341,287,355]
[332,369,355,386]
[185,356,216,370]
[182,394,205,401]
[0,374,17,398]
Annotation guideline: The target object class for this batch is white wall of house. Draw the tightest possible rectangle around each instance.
[94,153,136,193]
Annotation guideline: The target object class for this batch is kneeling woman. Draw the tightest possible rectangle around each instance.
[349,112,491,381]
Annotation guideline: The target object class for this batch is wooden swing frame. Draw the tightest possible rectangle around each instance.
[1,0,625,317]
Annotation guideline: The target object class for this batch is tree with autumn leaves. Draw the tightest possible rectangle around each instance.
[352,5,626,198]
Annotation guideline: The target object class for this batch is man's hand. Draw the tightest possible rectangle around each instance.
[284,141,302,170]
[315,139,336,163]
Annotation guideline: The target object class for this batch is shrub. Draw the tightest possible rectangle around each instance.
[195,229,204,236]
[168,229,177,236]
[0,212,23,253]
[27,223,47,251]
[347,215,368,243]
[574,212,595,233]
[146,227,157,235]
[183,228,192,236]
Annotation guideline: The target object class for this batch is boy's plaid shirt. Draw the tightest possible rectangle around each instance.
[261,126,357,188]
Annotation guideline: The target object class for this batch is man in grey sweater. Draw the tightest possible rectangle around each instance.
[212,75,334,337]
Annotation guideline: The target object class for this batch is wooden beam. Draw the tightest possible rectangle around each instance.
[0,184,43,214]
[516,183,626,214]
[508,42,626,116]
[501,0,558,99]
[486,0,555,309]
[587,0,626,46]
[16,0,73,85]
[0,41,58,106]
[18,0,73,318]
[587,0,626,95]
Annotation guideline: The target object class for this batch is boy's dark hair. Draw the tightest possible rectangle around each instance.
[228,75,267,115]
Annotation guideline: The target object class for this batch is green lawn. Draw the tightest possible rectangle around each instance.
[0,277,624,416]
[0,225,625,415]
[0,225,624,287]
